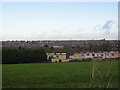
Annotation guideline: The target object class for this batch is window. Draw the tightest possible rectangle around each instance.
[56,55,59,57]
[92,54,95,56]
[97,54,99,56]
[106,54,109,56]
[81,54,84,56]
[87,54,89,56]
[111,54,114,56]
[59,60,62,62]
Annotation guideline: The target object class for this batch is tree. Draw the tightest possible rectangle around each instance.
[2,47,47,64]
[50,46,54,50]
[44,44,49,47]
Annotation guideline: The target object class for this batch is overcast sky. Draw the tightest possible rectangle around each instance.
[2,2,118,40]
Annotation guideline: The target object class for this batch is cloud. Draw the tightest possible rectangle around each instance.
[95,20,114,31]
[95,20,116,35]
[2,20,118,41]
[102,20,114,30]
[92,20,118,40]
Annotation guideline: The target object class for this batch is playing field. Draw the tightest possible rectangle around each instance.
[2,60,118,88]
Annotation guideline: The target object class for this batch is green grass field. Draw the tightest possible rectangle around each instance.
[2,60,118,88]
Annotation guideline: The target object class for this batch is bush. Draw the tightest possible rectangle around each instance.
[69,59,81,62]
[82,58,92,61]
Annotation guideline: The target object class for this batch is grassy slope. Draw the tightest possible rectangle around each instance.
[2,60,118,88]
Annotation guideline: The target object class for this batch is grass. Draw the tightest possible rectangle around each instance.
[2,60,118,88]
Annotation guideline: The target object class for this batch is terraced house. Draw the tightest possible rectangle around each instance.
[74,51,119,60]
[47,53,69,62]
[47,51,119,62]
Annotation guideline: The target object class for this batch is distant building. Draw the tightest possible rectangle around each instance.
[74,51,119,60]
[52,45,64,49]
[47,53,68,62]
[47,51,119,62]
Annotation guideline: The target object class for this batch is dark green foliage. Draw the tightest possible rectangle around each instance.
[2,47,47,64]
[50,46,54,50]
[91,43,111,52]
[44,44,49,47]
[82,58,92,61]
[69,59,81,62]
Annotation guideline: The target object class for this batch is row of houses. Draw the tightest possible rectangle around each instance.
[47,51,120,62]
[2,40,119,50]
[47,53,68,62]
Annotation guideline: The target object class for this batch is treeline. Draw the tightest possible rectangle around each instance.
[2,47,47,64]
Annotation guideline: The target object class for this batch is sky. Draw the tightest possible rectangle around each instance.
[1,2,118,40]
